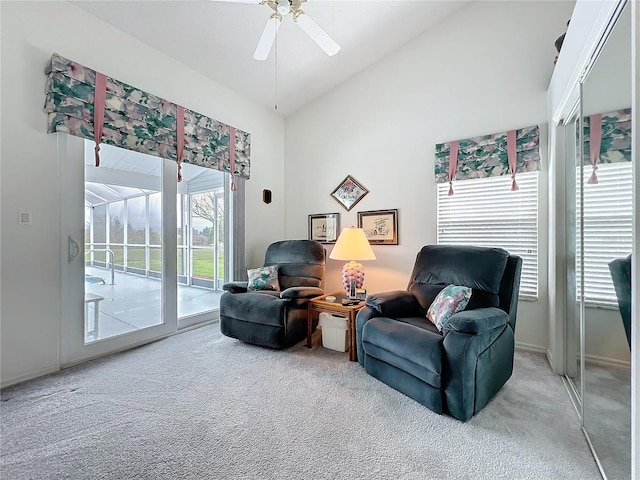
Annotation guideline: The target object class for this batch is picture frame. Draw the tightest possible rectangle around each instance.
[357,209,398,245]
[308,213,340,244]
[330,175,369,212]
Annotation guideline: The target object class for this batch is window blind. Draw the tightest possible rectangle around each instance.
[577,162,633,307]
[437,171,538,299]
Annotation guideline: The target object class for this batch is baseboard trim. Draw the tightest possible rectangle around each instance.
[515,343,555,370]
[546,348,554,369]
[514,343,628,369]
[1,364,60,389]
[585,352,631,369]
[515,342,547,354]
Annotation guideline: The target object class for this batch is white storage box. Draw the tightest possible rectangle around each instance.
[318,312,349,352]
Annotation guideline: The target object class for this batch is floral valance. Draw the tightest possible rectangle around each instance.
[582,107,631,184]
[434,125,540,191]
[43,53,251,182]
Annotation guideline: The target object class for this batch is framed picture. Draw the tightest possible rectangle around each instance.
[330,175,369,211]
[357,209,398,245]
[308,213,340,244]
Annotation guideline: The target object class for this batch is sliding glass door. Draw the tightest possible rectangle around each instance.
[176,163,226,323]
[59,136,229,365]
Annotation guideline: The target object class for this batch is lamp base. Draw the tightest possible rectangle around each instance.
[341,260,365,295]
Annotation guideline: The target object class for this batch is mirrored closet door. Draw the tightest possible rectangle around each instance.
[564,2,633,478]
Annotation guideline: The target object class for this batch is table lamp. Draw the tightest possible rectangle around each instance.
[329,227,376,295]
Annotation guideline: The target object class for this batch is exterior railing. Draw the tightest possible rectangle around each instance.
[85,248,115,285]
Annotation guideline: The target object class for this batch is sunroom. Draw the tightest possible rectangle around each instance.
[83,141,228,343]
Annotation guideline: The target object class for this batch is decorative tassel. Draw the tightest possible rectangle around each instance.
[176,104,185,183]
[447,141,459,197]
[507,129,518,192]
[93,72,107,168]
[588,114,602,185]
[229,126,237,192]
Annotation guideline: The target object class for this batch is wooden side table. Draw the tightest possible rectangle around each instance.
[307,291,364,362]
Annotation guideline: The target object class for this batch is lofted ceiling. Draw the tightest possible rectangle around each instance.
[72,0,470,117]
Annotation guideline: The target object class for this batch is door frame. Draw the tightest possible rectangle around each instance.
[58,134,178,366]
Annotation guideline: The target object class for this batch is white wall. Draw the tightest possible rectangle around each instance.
[0,1,285,386]
[284,0,575,350]
[585,307,631,364]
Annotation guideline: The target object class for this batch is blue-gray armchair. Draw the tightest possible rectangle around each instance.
[356,245,522,421]
[609,254,632,348]
[220,240,326,349]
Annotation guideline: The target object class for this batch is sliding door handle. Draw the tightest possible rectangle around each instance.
[68,235,80,263]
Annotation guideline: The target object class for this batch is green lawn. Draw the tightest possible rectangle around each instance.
[191,249,224,279]
[87,246,223,279]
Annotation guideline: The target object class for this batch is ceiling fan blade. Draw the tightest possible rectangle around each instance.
[253,16,281,61]
[294,12,340,57]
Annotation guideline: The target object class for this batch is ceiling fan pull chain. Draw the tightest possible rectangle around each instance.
[274,24,278,110]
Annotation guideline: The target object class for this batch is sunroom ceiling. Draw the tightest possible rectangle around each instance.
[85,182,151,206]
[84,142,224,206]
[84,142,162,177]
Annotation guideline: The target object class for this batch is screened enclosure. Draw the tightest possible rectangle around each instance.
[83,142,229,342]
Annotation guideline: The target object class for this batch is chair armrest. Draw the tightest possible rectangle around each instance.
[355,306,379,367]
[280,286,324,300]
[443,307,509,335]
[442,308,513,421]
[365,290,423,317]
[222,281,248,294]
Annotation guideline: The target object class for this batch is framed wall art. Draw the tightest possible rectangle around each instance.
[357,209,398,245]
[330,175,369,211]
[308,213,340,244]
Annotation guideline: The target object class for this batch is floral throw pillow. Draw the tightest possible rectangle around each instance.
[426,284,472,331]
[247,265,280,291]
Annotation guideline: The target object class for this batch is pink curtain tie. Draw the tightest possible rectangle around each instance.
[507,129,519,191]
[448,140,459,196]
[93,72,107,167]
[229,127,237,192]
[176,105,185,182]
[588,114,602,184]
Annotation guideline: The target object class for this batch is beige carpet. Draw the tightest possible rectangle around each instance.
[1,323,600,479]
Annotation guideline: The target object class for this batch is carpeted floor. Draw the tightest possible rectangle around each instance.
[1,323,600,480]
[583,361,631,480]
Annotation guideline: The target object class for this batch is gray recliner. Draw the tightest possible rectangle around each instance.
[609,254,632,348]
[220,240,326,349]
[356,245,522,421]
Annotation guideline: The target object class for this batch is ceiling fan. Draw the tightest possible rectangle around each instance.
[218,0,340,60]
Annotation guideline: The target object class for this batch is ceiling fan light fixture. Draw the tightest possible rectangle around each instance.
[276,0,290,15]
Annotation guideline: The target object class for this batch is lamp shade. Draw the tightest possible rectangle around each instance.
[329,227,376,261]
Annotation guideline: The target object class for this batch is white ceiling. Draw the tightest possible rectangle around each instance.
[72,0,470,117]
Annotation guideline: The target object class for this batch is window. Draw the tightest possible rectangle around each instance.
[437,171,539,300]
[577,162,633,307]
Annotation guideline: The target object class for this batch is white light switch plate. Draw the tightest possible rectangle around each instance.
[18,211,32,225]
